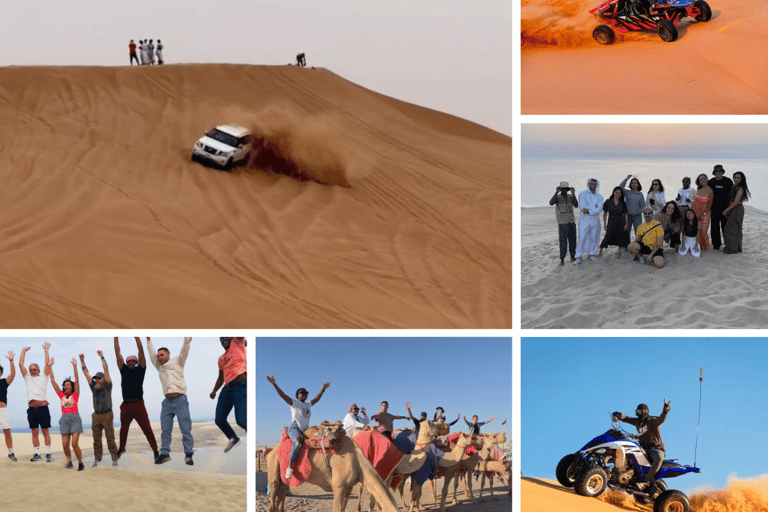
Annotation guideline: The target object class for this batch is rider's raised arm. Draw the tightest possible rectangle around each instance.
[114,337,124,369]
[266,375,293,406]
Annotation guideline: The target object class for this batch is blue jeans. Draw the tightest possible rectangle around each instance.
[160,394,194,456]
[558,222,576,261]
[288,422,305,464]
[215,380,247,440]
[627,213,642,241]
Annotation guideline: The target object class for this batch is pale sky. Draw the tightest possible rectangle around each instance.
[0,337,239,428]
[522,124,768,158]
[2,1,511,135]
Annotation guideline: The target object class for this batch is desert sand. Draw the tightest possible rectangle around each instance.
[255,474,512,511]
[521,205,768,328]
[0,64,511,328]
[524,475,768,512]
[2,420,245,511]
[521,0,768,114]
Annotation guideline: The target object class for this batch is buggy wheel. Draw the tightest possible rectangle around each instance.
[574,466,608,497]
[555,454,579,488]
[657,20,678,42]
[593,25,616,45]
[693,0,712,21]
[654,490,690,512]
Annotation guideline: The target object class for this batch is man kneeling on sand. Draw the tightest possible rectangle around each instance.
[148,337,194,465]
[628,207,665,269]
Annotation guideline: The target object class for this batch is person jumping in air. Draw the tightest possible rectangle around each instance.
[210,337,247,453]
[49,357,85,470]
[266,375,329,480]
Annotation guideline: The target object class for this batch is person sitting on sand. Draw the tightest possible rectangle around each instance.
[678,209,701,258]
[550,181,578,266]
[266,375,329,480]
[148,337,194,465]
[574,178,603,265]
[210,337,247,453]
[49,357,85,470]
[655,201,682,252]
[80,350,119,467]
[613,400,670,491]
[464,415,495,436]
[628,207,665,268]
[1,352,17,461]
[372,401,409,441]
[343,403,370,437]
[19,344,54,462]
[114,337,159,461]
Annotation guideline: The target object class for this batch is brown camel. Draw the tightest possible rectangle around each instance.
[451,432,508,503]
[476,458,512,500]
[267,423,401,512]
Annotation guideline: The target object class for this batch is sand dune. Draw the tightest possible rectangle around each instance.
[521,0,768,113]
[0,64,511,328]
[523,477,646,512]
[521,206,768,329]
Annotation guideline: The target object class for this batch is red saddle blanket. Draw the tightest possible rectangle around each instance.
[353,430,405,487]
[277,433,313,487]
[447,433,477,455]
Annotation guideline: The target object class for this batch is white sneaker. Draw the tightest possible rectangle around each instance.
[573,258,582,265]
[285,467,294,479]
[589,255,598,261]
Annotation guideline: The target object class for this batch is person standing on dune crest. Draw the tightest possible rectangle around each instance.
[148,337,194,465]
[296,53,306,67]
[156,40,164,65]
[129,40,139,66]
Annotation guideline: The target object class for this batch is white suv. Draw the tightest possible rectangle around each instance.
[191,125,253,170]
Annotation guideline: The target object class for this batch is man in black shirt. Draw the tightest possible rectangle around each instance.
[114,337,159,461]
[614,400,670,490]
[709,165,733,250]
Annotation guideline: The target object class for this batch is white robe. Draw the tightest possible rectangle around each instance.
[575,187,603,258]
[148,43,155,64]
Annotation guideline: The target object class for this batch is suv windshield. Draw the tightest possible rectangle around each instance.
[206,128,239,148]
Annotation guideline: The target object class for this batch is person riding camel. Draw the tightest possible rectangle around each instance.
[613,400,671,491]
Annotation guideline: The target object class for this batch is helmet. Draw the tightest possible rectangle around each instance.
[636,403,650,421]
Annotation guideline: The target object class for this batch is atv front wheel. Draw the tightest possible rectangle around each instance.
[657,20,678,42]
[575,466,608,497]
[693,0,712,21]
[654,489,690,512]
[555,454,579,488]
[593,25,616,45]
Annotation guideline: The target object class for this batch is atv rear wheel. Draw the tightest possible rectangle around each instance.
[574,466,608,497]
[654,489,690,512]
[657,20,678,42]
[593,25,616,45]
[555,454,579,488]
[693,0,712,21]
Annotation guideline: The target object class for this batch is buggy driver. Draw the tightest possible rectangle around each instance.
[613,400,671,491]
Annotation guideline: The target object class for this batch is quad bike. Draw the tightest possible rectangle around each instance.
[556,415,700,512]
[589,0,712,44]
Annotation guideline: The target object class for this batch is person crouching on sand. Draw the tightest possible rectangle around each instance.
[148,337,194,465]
[628,207,665,269]
[210,337,247,453]
[49,357,85,470]
[266,375,329,480]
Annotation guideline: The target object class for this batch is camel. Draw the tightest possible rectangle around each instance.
[476,458,512,500]
[267,422,402,512]
[405,432,480,512]
[354,420,445,511]
[451,432,508,503]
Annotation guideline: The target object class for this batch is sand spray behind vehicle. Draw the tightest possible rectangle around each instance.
[521,0,595,46]
[243,106,351,188]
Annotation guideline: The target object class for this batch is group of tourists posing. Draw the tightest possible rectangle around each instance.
[551,165,751,269]
[0,337,246,470]
[266,375,503,480]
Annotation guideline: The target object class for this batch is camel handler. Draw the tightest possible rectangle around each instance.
[80,350,120,466]
[210,337,247,453]
[20,344,54,462]
[148,337,194,465]
[266,375,329,480]
[342,403,370,438]
[114,337,159,461]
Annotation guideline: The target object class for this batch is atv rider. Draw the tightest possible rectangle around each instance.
[613,400,670,491]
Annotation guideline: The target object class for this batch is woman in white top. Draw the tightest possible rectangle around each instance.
[266,375,329,479]
[646,179,666,215]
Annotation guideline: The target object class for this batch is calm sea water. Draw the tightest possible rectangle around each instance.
[522,158,768,213]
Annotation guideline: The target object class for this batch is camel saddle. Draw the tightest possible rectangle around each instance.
[305,421,346,451]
